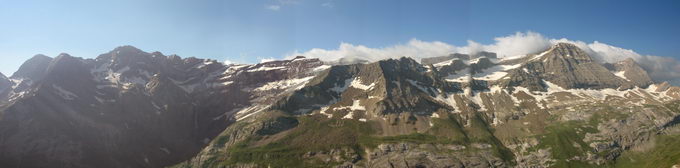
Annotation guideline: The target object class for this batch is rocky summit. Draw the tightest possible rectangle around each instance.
[1,43,680,168]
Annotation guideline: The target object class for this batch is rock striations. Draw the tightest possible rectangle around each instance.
[1,43,680,168]
[0,46,326,168]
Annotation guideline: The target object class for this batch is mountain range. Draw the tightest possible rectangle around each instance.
[1,43,679,168]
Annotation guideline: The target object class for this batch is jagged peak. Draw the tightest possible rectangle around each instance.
[550,42,581,53]
[552,42,578,48]
[540,42,593,62]
[397,56,417,62]
[151,51,165,56]
[289,56,322,63]
[31,54,52,60]
[473,51,497,59]
[616,57,639,66]
[96,45,147,60]
[376,57,429,75]
[655,81,672,92]
[111,45,144,54]
[47,53,84,71]
[56,53,73,58]
[94,45,156,64]
[549,42,587,53]
[377,56,420,66]
[11,54,54,79]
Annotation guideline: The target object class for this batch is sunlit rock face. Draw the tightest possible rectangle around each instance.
[2,43,680,168]
[175,43,680,168]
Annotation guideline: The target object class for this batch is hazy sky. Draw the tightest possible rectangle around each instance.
[1,0,679,75]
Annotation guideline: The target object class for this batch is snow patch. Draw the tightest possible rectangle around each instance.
[319,106,333,118]
[339,100,365,119]
[350,77,375,90]
[470,92,487,111]
[220,81,234,86]
[235,105,270,121]
[255,76,315,91]
[312,65,332,72]
[614,71,629,81]
[433,92,462,113]
[330,78,352,93]
[433,58,459,67]
[444,69,469,83]
[471,63,521,81]
[247,66,286,72]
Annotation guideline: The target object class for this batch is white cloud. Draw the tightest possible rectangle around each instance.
[287,39,458,62]
[266,0,300,11]
[321,0,334,8]
[260,57,277,63]
[287,31,680,85]
[223,60,233,65]
[276,0,300,5]
[485,31,552,57]
[266,5,281,11]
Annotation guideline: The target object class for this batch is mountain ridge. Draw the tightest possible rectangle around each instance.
[1,44,679,168]
[174,43,680,168]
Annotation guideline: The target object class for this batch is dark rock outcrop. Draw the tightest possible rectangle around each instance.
[421,53,471,65]
[3,44,680,168]
[0,73,11,100]
[0,46,326,168]
[604,58,653,87]
[11,54,52,80]
[436,59,468,78]
[476,51,498,59]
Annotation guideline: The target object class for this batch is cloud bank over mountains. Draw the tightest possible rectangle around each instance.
[288,31,680,85]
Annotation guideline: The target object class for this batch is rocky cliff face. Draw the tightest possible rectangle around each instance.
[0,47,326,168]
[11,54,52,80]
[2,43,680,168]
[604,58,654,87]
[0,73,11,102]
[174,43,680,168]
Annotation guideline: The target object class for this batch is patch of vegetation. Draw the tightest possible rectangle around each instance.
[665,100,680,114]
[466,114,516,164]
[200,157,217,168]
[359,133,453,149]
[588,104,630,127]
[219,115,373,167]
[615,134,680,168]
[255,116,299,135]
[530,121,603,168]
[213,135,230,148]
[219,113,518,167]
[428,116,469,142]
[359,115,468,148]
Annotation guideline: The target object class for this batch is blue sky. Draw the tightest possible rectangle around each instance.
[1,0,679,75]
